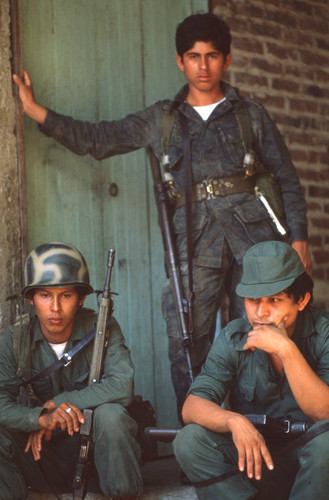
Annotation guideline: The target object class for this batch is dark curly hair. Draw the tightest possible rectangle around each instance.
[285,272,314,304]
[175,13,232,61]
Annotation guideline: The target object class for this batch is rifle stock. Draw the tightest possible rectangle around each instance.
[73,250,116,500]
[148,150,194,384]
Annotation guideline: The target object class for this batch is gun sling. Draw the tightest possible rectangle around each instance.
[0,327,96,391]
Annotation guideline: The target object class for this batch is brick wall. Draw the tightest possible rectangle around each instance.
[210,0,329,308]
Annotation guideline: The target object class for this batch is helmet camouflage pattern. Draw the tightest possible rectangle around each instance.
[22,242,94,297]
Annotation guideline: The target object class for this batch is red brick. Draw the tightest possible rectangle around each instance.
[290,150,309,163]
[312,250,329,265]
[299,169,329,182]
[284,0,313,16]
[316,70,329,84]
[309,186,329,198]
[289,99,318,113]
[312,268,325,280]
[271,112,302,128]
[310,218,329,230]
[250,21,282,39]
[282,30,314,48]
[304,85,326,99]
[266,9,298,29]
[284,65,314,80]
[233,38,264,55]
[320,103,329,115]
[317,38,329,52]
[251,57,282,74]
[299,17,328,35]
[308,234,322,247]
[257,95,285,109]
[266,43,299,60]
[229,55,250,70]
[287,133,321,147]
[307,201,322,211]
[272,78,300,93]
[234,73,268,87]
[300,49,329,67]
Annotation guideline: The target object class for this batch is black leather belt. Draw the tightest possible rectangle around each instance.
[172,174,254,208]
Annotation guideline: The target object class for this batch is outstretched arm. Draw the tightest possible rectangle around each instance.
[182,394,274,480]
[12,70,47,124]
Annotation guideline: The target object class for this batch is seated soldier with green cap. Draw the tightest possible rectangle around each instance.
[0,242,142,500]
[173,240,329,500]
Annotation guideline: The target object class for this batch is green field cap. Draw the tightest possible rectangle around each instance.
[236,241,305,298]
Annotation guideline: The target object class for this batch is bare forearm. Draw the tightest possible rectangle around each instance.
[182,394,239,433]
[282,343,329,421]
[182,394,274,479]
[25,102,48,124]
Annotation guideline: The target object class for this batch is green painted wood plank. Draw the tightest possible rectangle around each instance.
[21,0,208,435]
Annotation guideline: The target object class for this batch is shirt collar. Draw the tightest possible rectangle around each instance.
[173,81,241,123]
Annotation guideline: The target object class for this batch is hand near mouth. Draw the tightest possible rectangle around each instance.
[243,317,289,355]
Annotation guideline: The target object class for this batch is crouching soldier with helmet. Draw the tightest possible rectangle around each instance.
[0,242,142,500]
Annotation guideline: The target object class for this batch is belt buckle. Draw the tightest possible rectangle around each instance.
[204,179,215,200]
[283,419,291,433]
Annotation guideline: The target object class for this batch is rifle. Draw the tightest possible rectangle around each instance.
[148,150,194,384]
[73,249,116,500]
[144,415,311,442]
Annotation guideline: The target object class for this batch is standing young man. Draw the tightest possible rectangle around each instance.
[0,242,141,500]
[13,13,311,417]
[173,241,329,499]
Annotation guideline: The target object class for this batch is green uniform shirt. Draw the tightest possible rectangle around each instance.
[188,307,329,422]
[0,309,134,433]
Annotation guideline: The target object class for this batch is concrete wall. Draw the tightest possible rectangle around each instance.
[210,0,329,308]
[0,0,23,332]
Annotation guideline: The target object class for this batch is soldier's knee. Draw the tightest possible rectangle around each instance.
[303,428,329,470]
[173,424,204,466]
[93,403,137,442]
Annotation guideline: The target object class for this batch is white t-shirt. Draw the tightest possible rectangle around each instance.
[49,341,68,359]
[193,97,226,120]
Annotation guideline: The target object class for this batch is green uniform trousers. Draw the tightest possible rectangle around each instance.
[0,403,142,500]
[173,421,329,500]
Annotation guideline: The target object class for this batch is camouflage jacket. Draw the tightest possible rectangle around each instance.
[0,309,134,433]
[39,81,308,266]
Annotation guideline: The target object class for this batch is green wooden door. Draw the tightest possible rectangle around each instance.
[21,0,208,435]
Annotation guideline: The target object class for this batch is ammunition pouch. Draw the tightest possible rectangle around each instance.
[255,168,285,221]
[128,396,157,461]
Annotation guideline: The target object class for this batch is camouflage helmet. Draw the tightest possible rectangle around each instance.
[22,242,94,297]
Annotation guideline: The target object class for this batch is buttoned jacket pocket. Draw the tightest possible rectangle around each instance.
[233,197,279,242]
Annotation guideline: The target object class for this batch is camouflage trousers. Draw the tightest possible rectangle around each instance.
[0,403,142,500]
[161,243,245,419]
